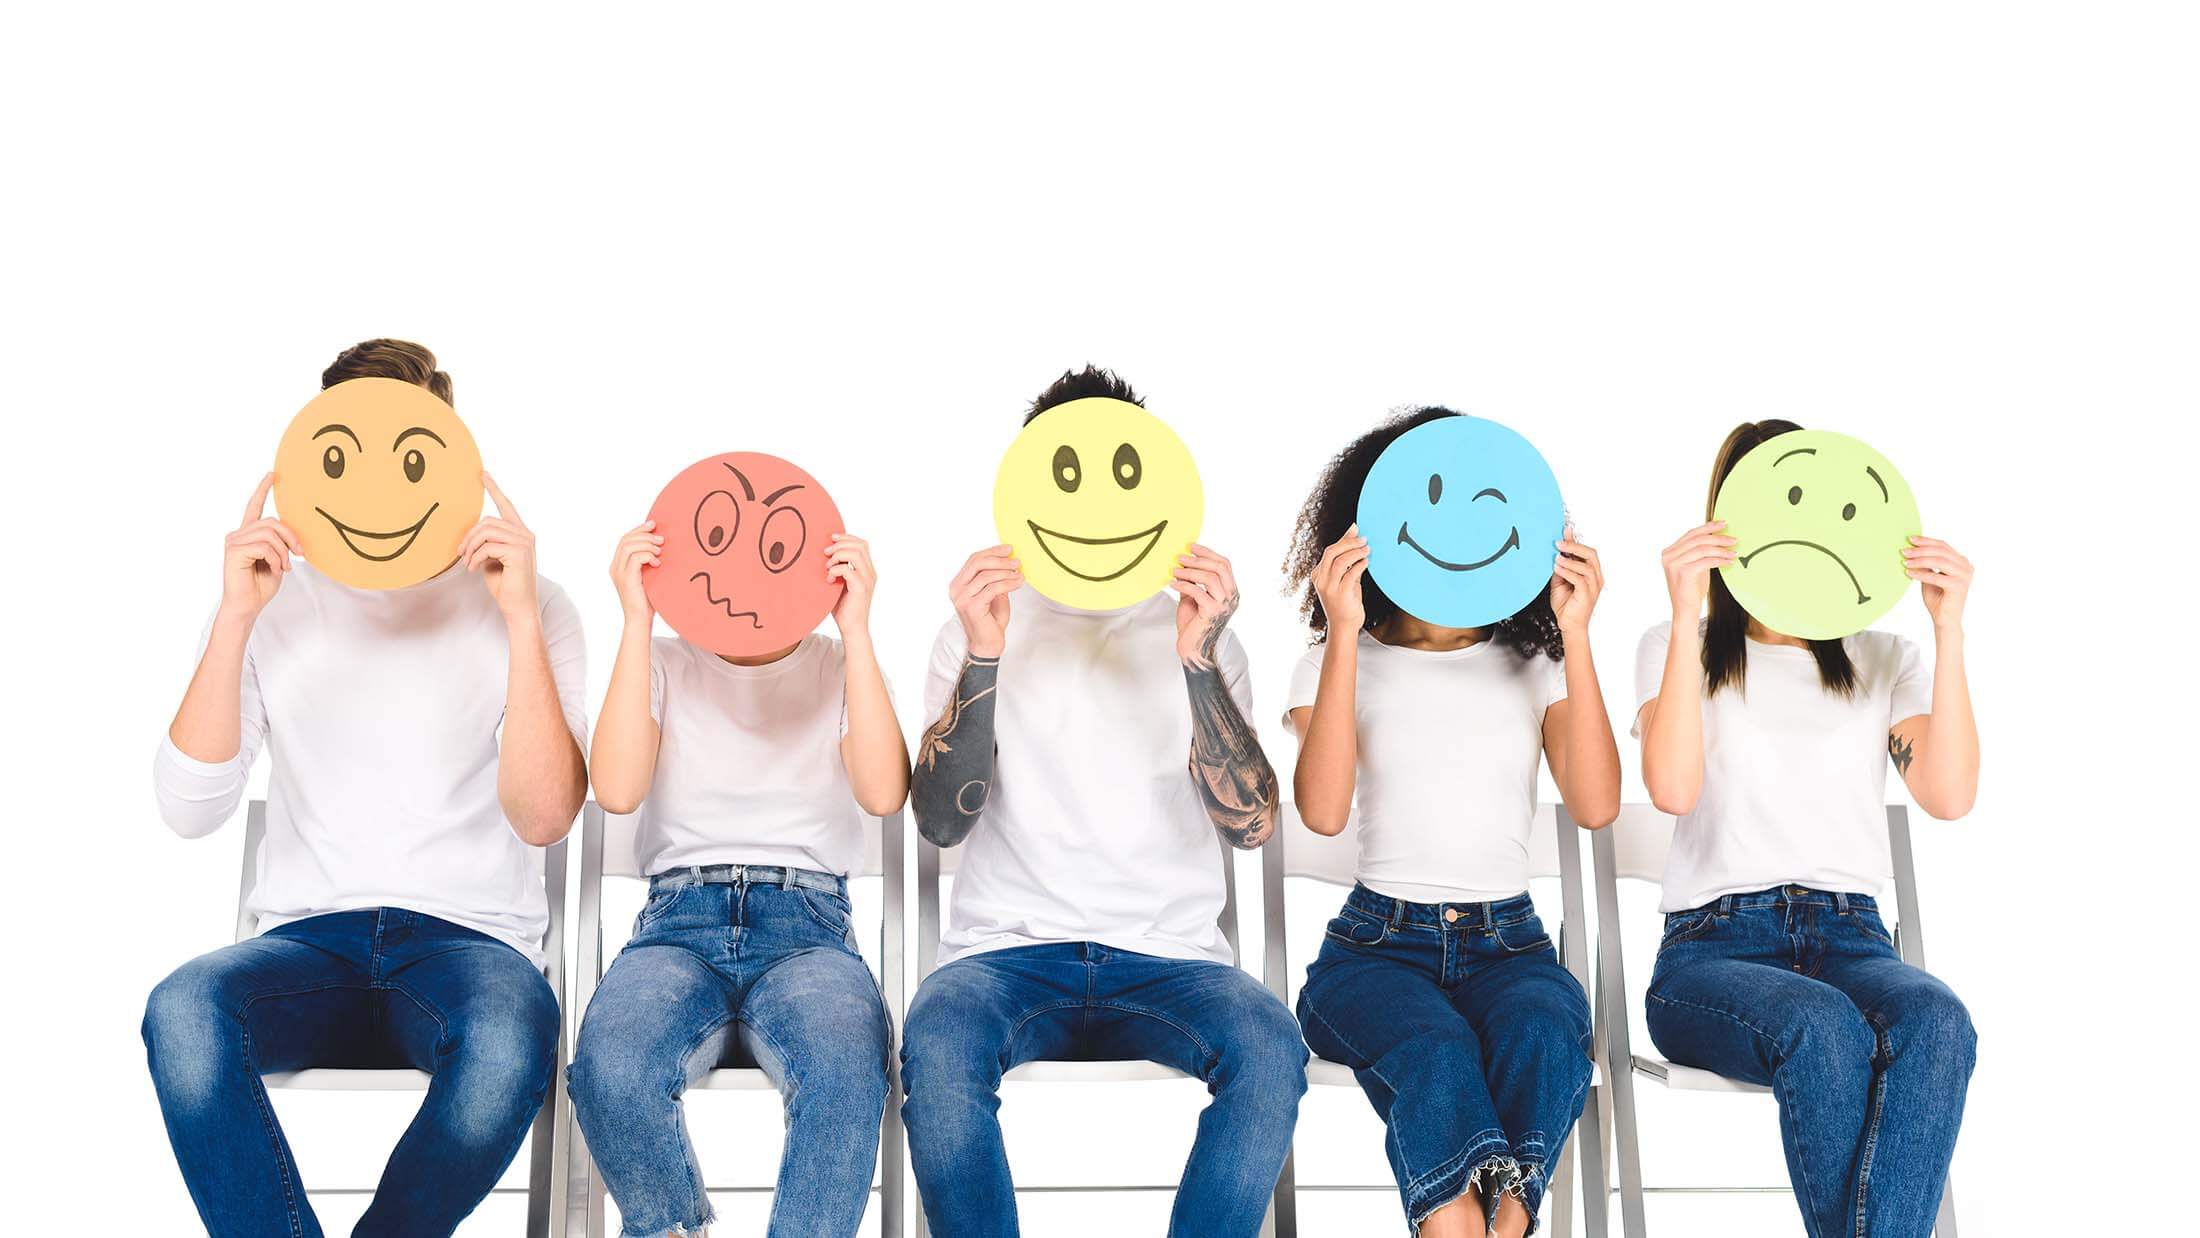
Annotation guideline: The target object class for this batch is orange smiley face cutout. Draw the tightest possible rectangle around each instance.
[644,453,847,656]
[273,378,483,589]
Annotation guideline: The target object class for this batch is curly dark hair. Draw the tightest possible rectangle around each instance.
[1283,406,1565,660]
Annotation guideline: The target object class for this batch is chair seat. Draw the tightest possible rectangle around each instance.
[1003,1060,1192,1084]
[262,1068,432,1091]
[692,1068,780,1092]
[1631,1054,1771,1094]
[1307,1055,1603,1088]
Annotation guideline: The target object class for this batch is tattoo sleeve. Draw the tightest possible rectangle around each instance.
[1182,601,1280,849]
[1888,730,1916,776]
[911,655,1000,847]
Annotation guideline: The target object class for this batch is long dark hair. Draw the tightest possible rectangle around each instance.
[1703,420,1856,697]
[1283,407,1564,660]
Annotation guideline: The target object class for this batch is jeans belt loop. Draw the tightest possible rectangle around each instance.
[1714,894,1733,919]
[1388,897,1404,930]
[781,867,798,890]
[1834,890,1852,915]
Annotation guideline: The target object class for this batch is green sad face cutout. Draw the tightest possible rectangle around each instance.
[1712,430,1921,640]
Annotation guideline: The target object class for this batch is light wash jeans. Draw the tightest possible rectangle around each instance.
[1647,886,1975,1238]
[567,865,891,1238]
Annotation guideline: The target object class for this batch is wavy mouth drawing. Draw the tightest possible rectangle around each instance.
[1397,522,1519,572]
[317,504,438,562]
[1026,519,1168,583]
[689,572,763,627]
[1737,539,1870,604]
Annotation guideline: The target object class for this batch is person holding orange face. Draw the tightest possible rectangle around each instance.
[140,339,590,1238]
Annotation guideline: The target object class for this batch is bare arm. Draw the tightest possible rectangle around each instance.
[1543,537,1622,828]
[911,655,999,846]
[468,474,587,846]
[1889,536,1979,819]
[1176,545,1280,849]
[1639,522,1734,815]
[1290,529,1367,836]
[169,473,298,765]
[829,535,911,817]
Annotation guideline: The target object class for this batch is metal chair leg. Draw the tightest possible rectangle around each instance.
[1936,1172,1958,1236]
[1271,1146,1298,1238]
[1551,1135,1576,1238]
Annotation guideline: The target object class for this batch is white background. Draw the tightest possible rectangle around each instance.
[4,3,2194,1234]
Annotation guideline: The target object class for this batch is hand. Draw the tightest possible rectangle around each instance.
[827,533,877,639]
[1174,543,1242,669]
[1311,525,1369,634]
[219,471,301,622]
[1903,535,1973,631]
[1661,521,1736,616]
[460,472,539,623]
[1550,531,1605,635]
[949,545,1021,659]
[609,520,662,623]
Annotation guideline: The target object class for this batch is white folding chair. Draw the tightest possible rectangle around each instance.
[1590,803,1959,1237]
[565,802,909,1238]
[912,830,1276,1238]
[1259,802,1609,1238]
[232,798,573,1238]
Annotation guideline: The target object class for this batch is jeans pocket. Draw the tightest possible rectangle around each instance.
[1323,908,1390,947]
[1492,914,1553,954]
[799,888,854,936]
[634,886,687,932]
[1658,909,1718,948]
[1851,909,1897,949]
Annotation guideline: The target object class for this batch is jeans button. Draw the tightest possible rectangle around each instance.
[1442,908,1459,923]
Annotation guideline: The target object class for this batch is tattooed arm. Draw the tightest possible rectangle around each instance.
[911,545,1022,847]
[912,655,1000,847]
[1174,544,1280,849]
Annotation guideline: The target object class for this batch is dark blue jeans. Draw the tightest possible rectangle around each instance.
[900,941,1308,1238]
[141,908,559,1238]
[1646,887,1975,1238]
[567,866,891,1238]
[1296,887,1593,1235]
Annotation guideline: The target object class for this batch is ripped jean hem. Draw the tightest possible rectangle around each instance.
[1405,1145,1519,1234]
[619,1210,714,1238]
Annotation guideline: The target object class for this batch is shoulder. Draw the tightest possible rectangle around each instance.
[534,574,583,625]
[1635,620,1676,654]
[1843,628,1923,677]
[928,616,969,664]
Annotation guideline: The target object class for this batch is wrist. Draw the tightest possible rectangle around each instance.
[1933,620,1966,642]
[504,609,544,641]
[211,603,260,636]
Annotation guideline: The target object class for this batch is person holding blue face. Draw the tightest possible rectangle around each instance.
[1282,408,1620,1237]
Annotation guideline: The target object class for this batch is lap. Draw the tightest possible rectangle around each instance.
[739,947,892,1080]
[146,930,378,1073]
[1298,953,1471,1070]
[1085,951,1303,1079]
[579,943,741,1073]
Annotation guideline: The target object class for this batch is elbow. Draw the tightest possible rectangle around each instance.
[1917,787,1976,821]
[857,787,909,818]
[1296,803,1348,836]
[594,789,642,817]
[1645,780,1699,817]
[510,811,576,848]
[1573,799,1621,830]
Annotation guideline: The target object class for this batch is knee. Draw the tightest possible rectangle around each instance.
[791,1049,890,1124]
[1779,997,1876,1073]
[1214,1003,1310,1106]
[1893,987,1977,1071]
[568,1020,680,1117]
[898,988,1005,1114]
[447,983,559,1108]
[143,962,235,1100]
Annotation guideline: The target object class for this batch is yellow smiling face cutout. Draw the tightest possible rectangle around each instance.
[993,398,1203,609]
[273,378,484,589]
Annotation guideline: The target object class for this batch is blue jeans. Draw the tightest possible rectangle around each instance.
[1297,887,1593,1234]
[567,866,891,1238]
[1646,886,1975,1238]
[900,942,1308,1238]
[141,908,559,1238]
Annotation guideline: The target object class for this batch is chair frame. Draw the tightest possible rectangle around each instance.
[564,802,908,1238]
[1259,803,1609,1238]
[912,829,1274,1237]
[1591,803,1958,1237]
[233,799,573,1238]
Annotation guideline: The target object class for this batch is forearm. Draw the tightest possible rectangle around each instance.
[1292,639,1358,834]
[911,655,999,847]
[168,611,254,762]
[1553,633,1622,827]
[498,613,587,844]
[841,632,910,817]
[1642,619,1707,813]
[588,620,659,815]
[1912,628,1979,818]
[1186,663,1280,849]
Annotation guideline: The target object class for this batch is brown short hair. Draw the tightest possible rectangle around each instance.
[322,339,453,405]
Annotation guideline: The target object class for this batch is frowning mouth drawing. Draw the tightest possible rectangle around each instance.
[1026,519,1168,583]
[1397,522,1519,572]
[316,504,438,562]
[1737,539,1870,604]
[690,571,763,627]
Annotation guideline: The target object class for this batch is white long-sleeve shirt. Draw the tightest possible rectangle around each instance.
[154,560,589,965]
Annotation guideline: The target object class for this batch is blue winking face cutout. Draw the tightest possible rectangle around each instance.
[1356,415,1565,629]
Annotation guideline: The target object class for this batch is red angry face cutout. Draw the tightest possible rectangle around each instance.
[644,452,846,656]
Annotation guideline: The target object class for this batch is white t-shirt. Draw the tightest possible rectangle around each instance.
[153,561,590,967]
[1633,622,1932,912]
[637,633,874,877]
[924,587,1253,967]
[1285,632,1568,904]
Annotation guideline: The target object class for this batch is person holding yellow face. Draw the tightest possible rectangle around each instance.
[899,366,1306,1238]
[141,340,590,1238]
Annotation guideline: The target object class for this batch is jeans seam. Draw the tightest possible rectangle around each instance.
[672,1011,737,1212]
[1851,1018,1893,1238]
[1085,999,1218,1066]
[236,1021,307,1238]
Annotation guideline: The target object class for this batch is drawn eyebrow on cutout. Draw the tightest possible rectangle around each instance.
[1773,447,1817,466]
[721,463,756,501]
[314,423,363,449]
[1864,465,1887,501]
[1471,487,1507,502]
[392,426,446,451]
[762,482,807,505]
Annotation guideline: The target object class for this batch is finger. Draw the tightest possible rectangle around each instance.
[1558,540,1601,565]
[233,533,289,570]
[1174,575,1219,608]
[957,568,1023,602]
[952,551,1018,591]
[481,471,518,523]
[971,576,1022,607]
[242,472,276,527]
[240,517,304,554]
[1175,564,1225,594]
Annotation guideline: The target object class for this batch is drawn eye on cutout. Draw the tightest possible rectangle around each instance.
[694,489,740,557]
[323,445,346,479]
[403,449,425,483]
[1113,442,1141,489]
[1788,485,1803,505]
[1053,445,1081,492]
[1428,473,1443,503]
[1471,487,1507,503]
[760,506,807,574]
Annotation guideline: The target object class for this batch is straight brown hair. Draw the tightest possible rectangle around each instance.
[1701,420,1858,698]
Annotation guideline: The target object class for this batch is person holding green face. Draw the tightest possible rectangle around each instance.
[1633,419,1980,1238]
